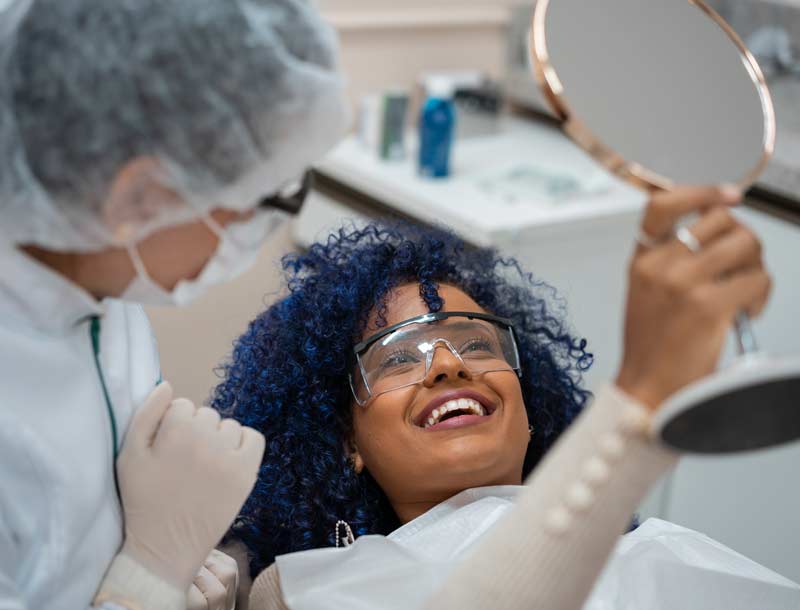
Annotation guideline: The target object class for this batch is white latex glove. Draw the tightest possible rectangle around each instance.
[187,550,239,610]
[116,382,265,592]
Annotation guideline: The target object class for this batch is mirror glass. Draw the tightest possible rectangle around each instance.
[533,0,774,188]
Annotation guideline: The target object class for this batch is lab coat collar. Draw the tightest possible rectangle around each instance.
[0,242,104,334]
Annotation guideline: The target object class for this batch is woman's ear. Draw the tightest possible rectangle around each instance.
[102,156,185,242]
[346,438,365,474]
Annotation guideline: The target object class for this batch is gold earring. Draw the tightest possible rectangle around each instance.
[528,424,534,438]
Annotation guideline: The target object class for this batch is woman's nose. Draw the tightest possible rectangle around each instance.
[422,342,472,387]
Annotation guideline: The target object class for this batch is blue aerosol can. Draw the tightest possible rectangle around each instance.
[418,78,456,179]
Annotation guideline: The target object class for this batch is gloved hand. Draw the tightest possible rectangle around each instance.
[116,382,265,592]
[187,550,239,610]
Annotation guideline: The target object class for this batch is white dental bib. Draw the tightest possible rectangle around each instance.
[276,486,799,610]
[277,486,520,610]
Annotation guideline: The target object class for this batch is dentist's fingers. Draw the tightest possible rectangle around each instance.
[218,418,244,450]
[125,382,174,450]
[187,581,210,610]
[154,398,199,449]
[204,549,239,610]
[188,565,227,610]
[195,406,222,428]
[237,426,266,469]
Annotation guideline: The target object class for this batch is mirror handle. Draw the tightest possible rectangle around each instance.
[734,311,759,356]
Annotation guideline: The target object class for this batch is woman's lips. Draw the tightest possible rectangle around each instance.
[414,389,497,428]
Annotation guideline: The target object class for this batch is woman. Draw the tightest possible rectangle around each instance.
[214,186,772,609]
[0,1,348,609]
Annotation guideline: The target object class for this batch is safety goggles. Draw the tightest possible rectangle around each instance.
[350,311,522,407]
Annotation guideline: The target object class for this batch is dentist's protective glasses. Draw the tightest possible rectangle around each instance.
[258,170,313,215]
[350,311,522,406]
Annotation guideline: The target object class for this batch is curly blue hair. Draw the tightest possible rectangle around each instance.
[211,221,593,576]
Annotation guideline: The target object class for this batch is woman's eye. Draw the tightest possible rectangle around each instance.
[461,338,495,354]
[380,350,419,369]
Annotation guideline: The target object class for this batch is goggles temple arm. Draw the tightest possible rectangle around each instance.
[351,354,373,407]
[509,327,523,377]
[259,170,314,216]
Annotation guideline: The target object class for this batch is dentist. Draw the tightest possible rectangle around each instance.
[0,1,349,609]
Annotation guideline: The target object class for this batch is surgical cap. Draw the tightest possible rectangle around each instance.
[0,0,350,251]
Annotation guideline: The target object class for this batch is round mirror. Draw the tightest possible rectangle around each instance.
[531,0,775,190]
[529,0,800,455]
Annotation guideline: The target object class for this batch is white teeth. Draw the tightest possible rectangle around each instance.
[423,398,487,428]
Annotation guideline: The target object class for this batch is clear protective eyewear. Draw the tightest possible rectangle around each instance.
[350,311,522,407]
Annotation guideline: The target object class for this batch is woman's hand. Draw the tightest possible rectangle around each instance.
[615,186,772,412]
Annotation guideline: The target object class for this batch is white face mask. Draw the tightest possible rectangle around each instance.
[121,209,284,307]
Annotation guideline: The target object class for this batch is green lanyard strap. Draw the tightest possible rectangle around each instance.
[90,316,119,459]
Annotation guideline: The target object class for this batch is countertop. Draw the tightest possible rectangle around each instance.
[316,116,646,247]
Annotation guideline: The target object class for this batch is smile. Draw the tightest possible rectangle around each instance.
[425,398,486,428]
[415,391,497,431]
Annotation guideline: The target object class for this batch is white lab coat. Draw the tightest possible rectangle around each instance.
[0,243,161,610]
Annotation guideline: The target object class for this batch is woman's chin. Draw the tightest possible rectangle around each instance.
[419,437,524,487]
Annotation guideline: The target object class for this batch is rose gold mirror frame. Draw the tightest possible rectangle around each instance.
[529,0,777,191]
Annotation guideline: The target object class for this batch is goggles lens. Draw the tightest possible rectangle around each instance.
[351,313,521,406]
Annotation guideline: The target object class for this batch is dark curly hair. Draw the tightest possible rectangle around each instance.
[211,221,593,577]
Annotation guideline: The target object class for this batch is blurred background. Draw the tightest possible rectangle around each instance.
[146,0,800,583]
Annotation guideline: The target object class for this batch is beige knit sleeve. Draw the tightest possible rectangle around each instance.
[248,563,289,610]
[427,384,679,610]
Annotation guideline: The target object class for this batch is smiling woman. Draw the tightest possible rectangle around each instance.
[212,221,592,573]
[213,185,775,610]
